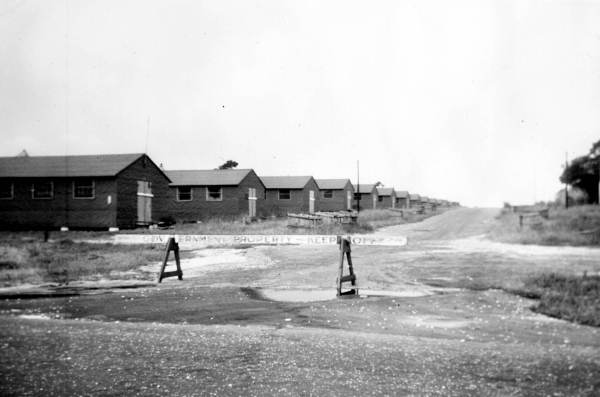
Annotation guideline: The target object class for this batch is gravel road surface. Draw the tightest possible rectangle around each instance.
[2,208,599,396]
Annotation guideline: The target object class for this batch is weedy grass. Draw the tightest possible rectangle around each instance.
[489,205,600,246]
[509,273,600,327]
[0,238,161,287]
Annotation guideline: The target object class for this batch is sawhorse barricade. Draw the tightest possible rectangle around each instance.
[157,237,183,283]
[117,234,408,295]
[337,236,358,297]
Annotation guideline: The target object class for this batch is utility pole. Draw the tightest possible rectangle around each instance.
[356,160,360,215]
[565,152,569,209]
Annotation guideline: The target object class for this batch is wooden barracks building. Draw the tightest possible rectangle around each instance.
[260,176,320,216]
[0,153,171,230]
[395,190,410,208]
[376,187,396,208]
[353,184,378,210]
[166,169,265,222]
[315,179,354,212]
[0,151,456,230]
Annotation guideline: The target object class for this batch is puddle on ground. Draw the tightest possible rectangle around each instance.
[257,287,456,303]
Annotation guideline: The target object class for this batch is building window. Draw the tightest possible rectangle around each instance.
[177,186,192,201]
[206,186,222,201]
[378,196,383,202]
[353,193,360,200]
[0,182,13,199]
[73,180,95,199]
[322,190,333,199]
[278,189,291,200]
[32,181,53,199]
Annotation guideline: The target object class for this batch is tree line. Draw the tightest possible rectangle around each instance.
[560,139,600,204]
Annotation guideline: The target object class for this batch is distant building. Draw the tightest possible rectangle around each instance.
[353,184,378,210]
[421,196,433,211]
[408,193,421,209]
[315,179,354,212]
[376,187,396,208]
[395,190,409,209]
[0,153,170,230]
[260,176,320,216]
[166,169,265,222]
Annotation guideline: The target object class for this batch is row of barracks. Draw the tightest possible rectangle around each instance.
[0,153,458,230]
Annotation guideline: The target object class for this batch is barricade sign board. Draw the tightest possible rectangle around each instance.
[113,234,408,248]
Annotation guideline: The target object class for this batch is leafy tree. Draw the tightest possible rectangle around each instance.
[560,139,600,204]
[218,160,238,170]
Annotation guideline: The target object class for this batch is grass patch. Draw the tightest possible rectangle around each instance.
[426,269,600,327]
[510,273,600,327]
[0,238,162,287]
[489,205,600,246]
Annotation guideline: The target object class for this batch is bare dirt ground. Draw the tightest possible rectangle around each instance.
[1,208,600,396]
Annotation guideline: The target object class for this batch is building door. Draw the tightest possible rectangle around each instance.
[309,190,315,213]
[346,190,352,210]
[248,188,257,217]
[137,181,153,224]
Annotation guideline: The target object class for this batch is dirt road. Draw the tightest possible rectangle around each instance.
[378,207,500,241]
[1,208,599,396]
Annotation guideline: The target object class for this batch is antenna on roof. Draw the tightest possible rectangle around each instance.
[145,116,150,154]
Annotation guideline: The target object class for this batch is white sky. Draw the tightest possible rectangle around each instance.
[1,0,599,207]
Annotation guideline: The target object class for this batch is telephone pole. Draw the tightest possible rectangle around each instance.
[564,152,569,209]
[356,160,360,215]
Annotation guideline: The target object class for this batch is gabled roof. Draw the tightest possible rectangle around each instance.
[0,153,154,178]
[409,194,421,200]
[377,187,395,196]
[353,184,377,194]
[260,176,314,189]
[166,169,254,186]
[315,179,352,190]
[395,190,409,198]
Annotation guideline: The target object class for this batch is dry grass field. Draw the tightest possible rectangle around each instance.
[490,205,600,246]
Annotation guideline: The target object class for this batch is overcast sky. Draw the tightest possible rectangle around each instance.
[1,0,599,206]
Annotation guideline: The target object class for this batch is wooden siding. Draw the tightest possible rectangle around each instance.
[354,191,378,210]
[378,192,396,208]
[318,181,354,212]
[409,199,421,209]
[116,155,171,228]
[396,197,409,208]
[167,170,265,221]
[0,177,117,229]
[261,178,321,216]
